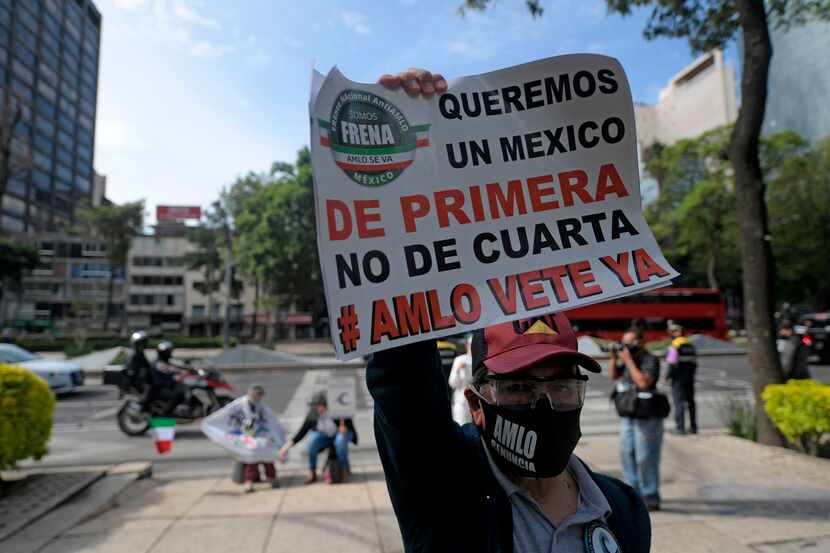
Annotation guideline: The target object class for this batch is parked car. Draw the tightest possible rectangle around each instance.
[0,344,85,393]
[796,312,830,364]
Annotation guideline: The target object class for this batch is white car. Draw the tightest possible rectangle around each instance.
[0,344,85,393]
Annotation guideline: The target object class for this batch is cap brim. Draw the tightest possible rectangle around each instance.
[484,344,602,375]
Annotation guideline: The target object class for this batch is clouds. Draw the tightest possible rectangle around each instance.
[172,0,220,29]
[340,11,372,35]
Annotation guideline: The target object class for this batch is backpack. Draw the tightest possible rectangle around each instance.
[677,342,697,372]
[323,448,343,484]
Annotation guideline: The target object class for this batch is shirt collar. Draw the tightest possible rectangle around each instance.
[482,441,612,519]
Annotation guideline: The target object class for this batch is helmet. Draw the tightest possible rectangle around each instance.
[157,340,174,362]
[130,331,148,350]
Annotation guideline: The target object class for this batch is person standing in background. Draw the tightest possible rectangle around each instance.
[448,335,473,425]
[665,323,698,435]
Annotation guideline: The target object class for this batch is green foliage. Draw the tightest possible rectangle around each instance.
[0,364,55,469]
[716,394,757,442]
[0,241,39,283]
[763,380,830,455]
[604,1,830,54]
[768,137,830,307]
[16,335,235,354]
[459,0,543,17]
[234,147,324,316]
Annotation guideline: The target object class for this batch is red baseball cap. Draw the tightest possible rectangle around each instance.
[471,312,601,377]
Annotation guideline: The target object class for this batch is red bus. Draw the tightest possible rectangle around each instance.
[564,288,728,341]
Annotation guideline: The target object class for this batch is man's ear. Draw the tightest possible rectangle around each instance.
[464,388,485,426]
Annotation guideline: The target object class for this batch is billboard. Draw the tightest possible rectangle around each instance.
[157,205,202,221]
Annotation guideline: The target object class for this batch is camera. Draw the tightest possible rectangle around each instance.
[611,342,625,353]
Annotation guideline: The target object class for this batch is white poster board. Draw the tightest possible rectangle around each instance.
[310,55,678,360]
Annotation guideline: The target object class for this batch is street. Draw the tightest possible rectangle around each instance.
[39,354,830,478]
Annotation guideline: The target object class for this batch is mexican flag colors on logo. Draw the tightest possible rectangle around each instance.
[150,417,176,454]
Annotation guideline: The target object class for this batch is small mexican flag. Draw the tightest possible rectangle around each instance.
[150,417,176,454]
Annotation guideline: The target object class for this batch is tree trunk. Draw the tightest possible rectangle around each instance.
[119,266,128,336]
[729,0,785,447]
[707,231,720,290]
[251,277,260,341]
[102,271,114,332]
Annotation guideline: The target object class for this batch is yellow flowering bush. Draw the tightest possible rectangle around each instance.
[762,379,830,456]
[0,364,56,469]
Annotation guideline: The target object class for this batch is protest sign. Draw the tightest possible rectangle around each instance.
[326,376,357,419]
[309,55,678,360]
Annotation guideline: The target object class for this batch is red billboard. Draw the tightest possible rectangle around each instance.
[157,205,202,221]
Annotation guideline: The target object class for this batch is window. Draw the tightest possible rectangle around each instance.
[1,215,25,233]
[43,12,60,36]
[12,60,34,85]
[36,95,56,118]
[14,4,38,33]
[62,52,80,75]
[56,146,72,165]
[34,132,52,154]
[13,121,31,139]
[82,242,106,256]
[39,63,59,86]
[77,127,92,148]
[83,37,97,57]
[40,46,59,70]
[14,24,37,50]
[35,116,54,135]
[64,31,81,57]
[191,305,205,317]
[7,177,26,196]
[44,0,62,17]
[80,67,96,88]
[56,163,72,182]
[33,151,52,171]
[60,99,77,119]
[3,194,26,215]
[0,5,10,28]
[0,46,7,65]
[63,83,79,103]
[32,170,50,190]
[55,176,71,193]
[65,20,81,42]
[77,143,92,162]
[76,163,91,178]
[54,194,72,214]
[78,113,92,131]
[80,98,95,117]
[41,29,59,53]
[76,174,90,193]
[37,81,57,102]
[57,130,73,149]
[66,3,82,27]
[11,78,32,101]
[58,113,74,133]
[80,82,95,103]
[15,46,36,67]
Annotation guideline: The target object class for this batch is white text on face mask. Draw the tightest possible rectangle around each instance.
[493,415,537,464]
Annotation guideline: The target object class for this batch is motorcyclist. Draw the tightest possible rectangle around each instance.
[147,340,189,416]
[125,331,152,395]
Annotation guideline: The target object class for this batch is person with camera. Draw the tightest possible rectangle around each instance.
[609,328,665,511]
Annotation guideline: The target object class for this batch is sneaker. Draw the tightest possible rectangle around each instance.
[304,472,317,485]
[270,479,280,489]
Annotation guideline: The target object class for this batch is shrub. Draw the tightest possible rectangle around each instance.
[763,379,830,456]
[0,364,56,470]
[716,393,757,441]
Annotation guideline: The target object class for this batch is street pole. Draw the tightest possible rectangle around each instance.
[222,221,233,350]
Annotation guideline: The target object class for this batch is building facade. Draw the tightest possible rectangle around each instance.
[0,0,101,233]
[3,233,124,331]
[763,19,830,144]
[635,50,737,204]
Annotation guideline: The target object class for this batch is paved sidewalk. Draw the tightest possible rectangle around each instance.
[32,433,830,553]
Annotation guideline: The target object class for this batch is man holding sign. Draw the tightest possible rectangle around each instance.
[311,59,663,552]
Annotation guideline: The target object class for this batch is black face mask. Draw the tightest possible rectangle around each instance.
[478,397,581,479]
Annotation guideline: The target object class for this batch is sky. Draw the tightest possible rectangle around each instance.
[94,0,737,224]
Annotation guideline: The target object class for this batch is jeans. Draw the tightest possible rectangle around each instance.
[307,430,354,472]
[671,380,697,433]
[619,416,664,503]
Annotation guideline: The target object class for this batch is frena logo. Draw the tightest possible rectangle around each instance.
[319,89,430,187]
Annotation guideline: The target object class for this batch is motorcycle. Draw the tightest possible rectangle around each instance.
[110,360,235,437]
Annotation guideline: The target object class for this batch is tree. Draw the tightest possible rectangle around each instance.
[462,0,830,447]
[234,148,323,342]
[0,92,32,217]
[184,221,223,338]
[0,241,39,326]
[80,201,144,333]
[768,137,830,308]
